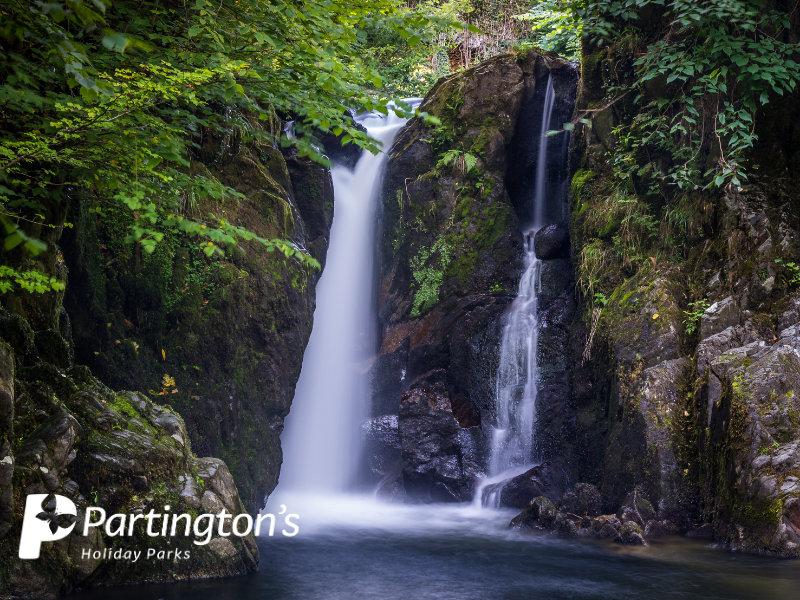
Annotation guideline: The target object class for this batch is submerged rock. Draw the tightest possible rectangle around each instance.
[615,521,647,546]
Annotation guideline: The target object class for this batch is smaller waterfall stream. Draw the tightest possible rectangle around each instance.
[488,75,557,483]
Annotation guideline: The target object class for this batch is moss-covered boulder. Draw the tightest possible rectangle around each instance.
[0,309,257,598]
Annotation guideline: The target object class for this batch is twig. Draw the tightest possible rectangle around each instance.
[582,307,603,365]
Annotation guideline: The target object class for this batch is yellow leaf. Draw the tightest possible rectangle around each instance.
[161,348,166,360]
[652,313,659,319]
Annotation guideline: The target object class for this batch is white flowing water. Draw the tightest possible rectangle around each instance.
[534,76,557,227]
[489,75,557,479]
[276,105,416,495]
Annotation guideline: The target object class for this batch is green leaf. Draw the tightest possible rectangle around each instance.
[4,233,22,251]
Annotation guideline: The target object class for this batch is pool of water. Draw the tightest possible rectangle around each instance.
[74,495,800,600]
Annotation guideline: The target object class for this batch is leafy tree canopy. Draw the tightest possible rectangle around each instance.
[0,0,470,289]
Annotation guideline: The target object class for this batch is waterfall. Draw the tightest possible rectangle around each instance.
[276,105,415,495]
[489,75,557,477]
[533,76,556,227]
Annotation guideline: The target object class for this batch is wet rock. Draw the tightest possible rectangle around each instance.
[615,521,647,545]
[534,222,570,259]
[374,51,578,487]
[560,483,602,517]
[589,515,621,539]
[485,461,566,509]
[362,414,402,484]
[616,490,657,526]
[510,496,559,530]
[644,520,679,537]
[399,389,471,503]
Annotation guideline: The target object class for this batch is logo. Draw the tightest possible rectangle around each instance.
[17,493,299,561]
[19,494,77,559]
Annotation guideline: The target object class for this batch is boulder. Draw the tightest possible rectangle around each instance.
[644,520,678,537]
[509,496,560,530]
[615,521,647,545]
[560,483,602,517]
[616,490,657,526]
[534,222,570,259]
[483,461,566,509]
[399,389,471,503]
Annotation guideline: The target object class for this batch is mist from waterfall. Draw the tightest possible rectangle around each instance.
[489,75,557,477]
[275,106,413,496]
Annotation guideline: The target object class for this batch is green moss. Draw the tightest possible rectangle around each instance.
[570,169,596,207]
[409,236,454,317]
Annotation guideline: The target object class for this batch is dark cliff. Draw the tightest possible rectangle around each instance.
[0,111,333,597]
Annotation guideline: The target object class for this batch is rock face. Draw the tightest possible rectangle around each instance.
[399,389,472,503]
[372,50,579,486]
[61,110,333,513]
[568,29,800,556]
[362,415,403,499]
[0,308,257,598]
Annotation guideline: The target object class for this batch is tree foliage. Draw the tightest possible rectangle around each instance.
[569,0,800,191]
[0,0,465,279]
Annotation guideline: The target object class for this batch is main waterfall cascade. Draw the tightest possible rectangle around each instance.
[489,75,560,480]
[276,104,417,496]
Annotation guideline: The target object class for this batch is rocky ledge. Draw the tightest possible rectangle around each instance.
[0,309,257,598]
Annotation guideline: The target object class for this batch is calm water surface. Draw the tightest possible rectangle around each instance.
[75,496,800,600]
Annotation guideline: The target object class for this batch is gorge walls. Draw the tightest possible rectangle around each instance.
[566,36,800,554]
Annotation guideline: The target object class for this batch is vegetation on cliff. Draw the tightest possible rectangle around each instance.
[0,0,474,296]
